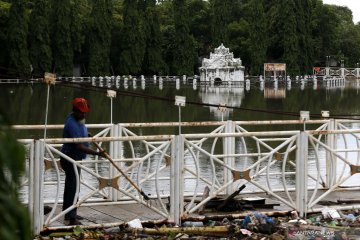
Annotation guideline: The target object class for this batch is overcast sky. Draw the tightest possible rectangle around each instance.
[322,0,360,23]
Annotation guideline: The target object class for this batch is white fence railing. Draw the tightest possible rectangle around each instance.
[313,67,360,78]
[16,119,360,234]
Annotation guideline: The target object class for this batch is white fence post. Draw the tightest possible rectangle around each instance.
[115,124,124,200]
[28,141,35,224]
[326,119,337,188]
[296,132,308,218]
[170,135,184,225]
[109,124,120,201]
[224,120,236,195]
[31,139,44,234]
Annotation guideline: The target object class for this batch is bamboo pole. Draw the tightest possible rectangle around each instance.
[134,226,229,236]
[182,210,292,222]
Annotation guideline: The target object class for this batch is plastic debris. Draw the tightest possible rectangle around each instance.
[239,228,252,236]
[288,219,307,225]
[182,221,204,227]
[339,210,356,222]
[127,218,143,229]
[321,207,341,219]
[327,220,338,227]
[290,210,299,220]
[242,212,275,234]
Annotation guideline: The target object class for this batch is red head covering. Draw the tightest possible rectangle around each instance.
[71,98,90,113]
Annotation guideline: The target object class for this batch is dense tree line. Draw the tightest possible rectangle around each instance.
[1,0,360,78]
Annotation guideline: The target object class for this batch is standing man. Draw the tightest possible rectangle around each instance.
[60,97,105,225]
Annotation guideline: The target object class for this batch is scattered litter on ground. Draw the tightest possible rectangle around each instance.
[36,208,360,239]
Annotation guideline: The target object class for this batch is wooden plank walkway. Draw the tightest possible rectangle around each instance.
[44,188,360,229]
[45,200,166,227]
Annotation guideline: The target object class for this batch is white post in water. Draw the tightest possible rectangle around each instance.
[193,77,197,88]
[106,76,111,88]
[325,56,330,77]
[176,78,180,90]
[340,60,345,78]
[183,75,187,85]
[175,96,186,135]
[107,90,117,124]
[159,77,163,90]
[273,78,278,90]
[124,77,128,89]
[246,79,250,91]
[115,76,120,88]
[141,75,146,90]
[99,76,104,87]
[286,78,291,91]
[132,77,137,89]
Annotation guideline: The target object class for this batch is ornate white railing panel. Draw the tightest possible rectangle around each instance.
[304,121,360,214]
[180,129,302,216]
[17,119,360,233]
[26,125,174,233]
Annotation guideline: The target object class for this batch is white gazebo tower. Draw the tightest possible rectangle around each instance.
[199,44,245,83]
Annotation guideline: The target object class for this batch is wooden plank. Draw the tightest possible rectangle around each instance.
[217,185,246,211]
[197,186,210,213]
[337,199,360,204]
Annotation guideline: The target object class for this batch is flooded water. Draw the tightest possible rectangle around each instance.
[1,79,360,129]
[3,78,360,199]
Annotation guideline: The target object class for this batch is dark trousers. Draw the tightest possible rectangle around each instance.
[60,156,81,219]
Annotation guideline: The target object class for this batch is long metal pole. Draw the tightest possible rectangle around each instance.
[178,105,181,135]
[110,98,113,124]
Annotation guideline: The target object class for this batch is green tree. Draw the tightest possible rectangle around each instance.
[244,0,267,75]
[294,0,313,74]
[171,0,196,75]
[28,0,52,77]
[0,113,31,240]
[311,2,341,65]
[118,0,145,75]
[109,0,124,74]
[210,0,232,46]
[51,0,73,76]
[87,0,113,75]
[141,0,166,75]
[227,19,250,71]
[281,0,300,75]
[71,0,89,71]
[268,0,299,75]
[187,0,211,59]
[0,2,10,77]
[330,5,360,66]
[158,0,174,75]
[7,0,31,77]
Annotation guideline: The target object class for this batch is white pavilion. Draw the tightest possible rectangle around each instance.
[199,44,245,83]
